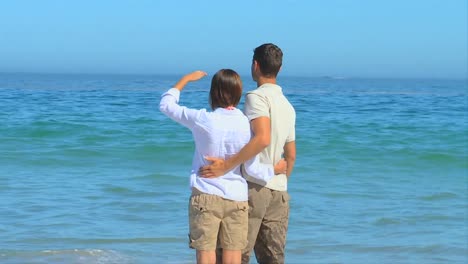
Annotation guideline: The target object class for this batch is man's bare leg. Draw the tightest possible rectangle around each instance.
[222,249,241,264]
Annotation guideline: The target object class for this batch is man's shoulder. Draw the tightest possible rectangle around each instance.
[245,88,268,105]
[246,88,265,96]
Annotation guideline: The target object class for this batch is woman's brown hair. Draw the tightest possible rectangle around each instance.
[209,69,242,110]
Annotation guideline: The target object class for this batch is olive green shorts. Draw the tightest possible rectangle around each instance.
[241,182,290,264]
[189,191,249,250]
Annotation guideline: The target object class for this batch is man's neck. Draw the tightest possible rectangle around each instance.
[256,76,277,87]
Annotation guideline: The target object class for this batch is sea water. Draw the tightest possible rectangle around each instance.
[0,73,467,263]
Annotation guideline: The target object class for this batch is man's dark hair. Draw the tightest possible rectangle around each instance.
[253,43,283,78]
[209,69,242,110]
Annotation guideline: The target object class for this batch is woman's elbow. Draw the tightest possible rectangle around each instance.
[159,102,167,113]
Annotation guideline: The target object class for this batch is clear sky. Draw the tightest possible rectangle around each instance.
[1,0,467,79]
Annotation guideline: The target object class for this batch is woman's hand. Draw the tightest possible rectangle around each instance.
[174,71,208,91]
[184,71,208,82]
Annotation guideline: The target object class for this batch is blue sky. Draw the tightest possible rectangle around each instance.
[1,0,466,78]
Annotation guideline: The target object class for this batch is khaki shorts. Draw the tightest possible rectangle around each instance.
[189,190,248,250]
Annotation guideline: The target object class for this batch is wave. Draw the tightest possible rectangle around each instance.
[10,121,94,138]
[374,217,401,226]
[18,237,184,244]
[418,153,467,166]
[0,249,132,264]
[420,192,459,201]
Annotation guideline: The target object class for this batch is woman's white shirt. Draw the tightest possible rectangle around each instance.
[159,88,275,201]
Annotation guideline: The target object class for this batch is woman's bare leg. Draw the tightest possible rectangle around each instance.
[197,250,216,264]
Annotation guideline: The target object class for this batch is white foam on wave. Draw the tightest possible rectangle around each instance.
[27,249,133,264]
[0,249,135,264]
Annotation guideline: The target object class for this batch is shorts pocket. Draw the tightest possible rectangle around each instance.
[190,195,208,213]
[236,202,249,212]
[188,234,195,249]
[281,192,290,204]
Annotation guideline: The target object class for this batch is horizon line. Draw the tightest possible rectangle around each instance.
[0,70,466,81]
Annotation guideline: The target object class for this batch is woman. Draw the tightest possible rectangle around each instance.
[159,70,284,264]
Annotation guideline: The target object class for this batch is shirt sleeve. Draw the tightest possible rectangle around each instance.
[159,88,205,130]
[244,92,270,121]
[286,113,296,142]
[242,155,275,185]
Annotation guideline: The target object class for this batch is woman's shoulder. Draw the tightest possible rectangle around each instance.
[199,109,249,126]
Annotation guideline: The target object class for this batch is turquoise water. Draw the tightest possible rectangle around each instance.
[0,73,467,263]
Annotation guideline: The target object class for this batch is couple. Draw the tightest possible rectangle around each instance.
[159,43,296,264]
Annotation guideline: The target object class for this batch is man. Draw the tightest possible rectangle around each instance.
[200,43,296,264]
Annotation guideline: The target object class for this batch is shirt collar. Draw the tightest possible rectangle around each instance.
[213,107,242,114]
[257,83,282,93]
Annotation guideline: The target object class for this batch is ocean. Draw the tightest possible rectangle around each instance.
[0,73,466,263]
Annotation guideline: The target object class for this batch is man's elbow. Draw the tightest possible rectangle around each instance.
[286,154,296,162]
[285,152,296,162]
[257,136,270,149]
